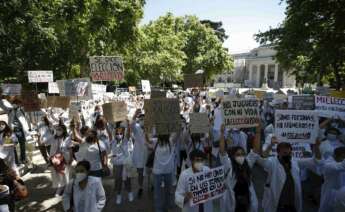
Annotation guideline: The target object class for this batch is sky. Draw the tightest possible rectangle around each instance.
[142,0,286,53]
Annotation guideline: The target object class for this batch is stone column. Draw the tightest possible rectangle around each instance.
[264,64,268,82]
[274,64,279,81]
[248,64,253,81]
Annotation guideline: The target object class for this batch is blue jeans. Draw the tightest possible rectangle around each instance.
[153,173,173,212]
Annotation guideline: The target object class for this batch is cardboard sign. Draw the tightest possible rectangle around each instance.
[270,143,312,158]
[188,166,225,206]
[102,102,127,123]
[223,98,260,129]
[144,98,180,134]
[151,90,166,99]
[57,78,92,99]
[315,96,345,119]
[290,95,315,110]
[330,91,345,98]
[21,91,41,112]
[48,82,60,94]
[89,56,124,81]
[254,91,266,100]
[1,84,22,96]
[189,113,210,133]
[46,96,71,109]
[274,110,319,143]
[141,80,151,93]
[184,74,204,89]
[128,86,136,92]
[28,70,53,83]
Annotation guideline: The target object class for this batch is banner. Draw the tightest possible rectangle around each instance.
[28,70,53,83]
[315,96,345,119]
[187,166,225,206]
[189,113,210,134]
[48,82,60,94]
[141,80,151,93]
[222,98,260,128]
[1,84,22,96]
[21,91,41,112]
[46,96,71,109]
[89,56,124,81]
[290,95,315,110]
[144,98,180,134]
[184,74,204,89]
[57,78,92,99]
[274,110,319,143]
[102,102,127,123]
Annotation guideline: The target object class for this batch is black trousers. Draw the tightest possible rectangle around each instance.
[14,128,26,163]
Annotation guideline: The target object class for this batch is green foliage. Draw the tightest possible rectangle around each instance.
[255,0,345,89]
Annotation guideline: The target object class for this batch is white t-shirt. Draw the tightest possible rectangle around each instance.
[84,141,107,171]
[153,141,176,175]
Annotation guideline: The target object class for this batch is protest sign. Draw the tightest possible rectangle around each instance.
[141,80,151,93]
[48,82,60,94]
[57,78,92,99]
[222,98,260,129]
[189,113,210,134]
[102,102,127,123]
[1,84,22,96]
[316,86,330,96]
[128,86,136,92]
[46,96,71,109]
[254,90,266,100]
[91,84,107,96]
[270,142,312,158]
[274,110,319,143]
[150,90,166,99]
[27,70,53,83]
[184,74,204,89]
[315,96,345,119]
[144,98,180,134]
[187,166,225,206]
[89,56,124,81]
[21,91,41,112]
[290,95,315,110]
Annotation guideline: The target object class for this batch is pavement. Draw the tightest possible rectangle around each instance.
[16,148,321,212]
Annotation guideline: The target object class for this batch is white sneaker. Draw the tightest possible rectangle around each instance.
[116,195,122,205]
[128,192,134,202]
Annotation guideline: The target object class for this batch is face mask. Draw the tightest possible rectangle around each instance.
[327,133,337,141]
[280,155,291,163]
[116,134,123,140]
[235,156,245,165]
[194,162,204,171]
[75,173,87,183]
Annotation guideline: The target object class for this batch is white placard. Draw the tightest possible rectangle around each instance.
[270,143,312,158]
[1,84,22,96]
[92,84,107,96]
[141,80,151,93]
[315,96,345,120]
[187,166,225,206]
[48,82,60,94]
[28,70,53,83]
[274,110,319,143]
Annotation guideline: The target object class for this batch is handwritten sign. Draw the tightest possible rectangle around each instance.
[57,78,92,99]
[144,98,180,134]
[141,80,151,93]
[28,70,53,83]
[91,83,107,96]
[315,96,345,119]
[270,142,312,158]
[223,98,260,128]
[89,56,124,81]
[274,110,319,143]
[48,82,60,94]
[189,113,210,134]
[184,74,204,89]
[46,96,71,109]
[187,166,225,206]
[21,91,41,112]
[1,84,22,96]
[290,95,315,110]
[102,102,127,123]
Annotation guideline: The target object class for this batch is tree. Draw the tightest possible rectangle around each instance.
[255,0,345,89]
[200,20,228,43]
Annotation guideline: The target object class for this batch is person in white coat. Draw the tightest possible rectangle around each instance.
[0,121,18,174]
[175,149,213,212]
[318,146,345,212]
[334,186,345,212]
[219,124,261,212]
[63,160,106,212]
[256,139,322,212]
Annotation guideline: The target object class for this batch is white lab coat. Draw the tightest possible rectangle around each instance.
[256,156,319,212]
[219,151,259,212]
[334,186,345,212]
[318,158,345,212]
[175,166,213,212]
[63,176,106,212]
[131,123,147,168]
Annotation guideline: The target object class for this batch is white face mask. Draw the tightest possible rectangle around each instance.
[75,173,87,183]
[194,162,204,171]
[235,156,245,165]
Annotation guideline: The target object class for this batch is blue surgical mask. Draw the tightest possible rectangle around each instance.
[327,133,337,141]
